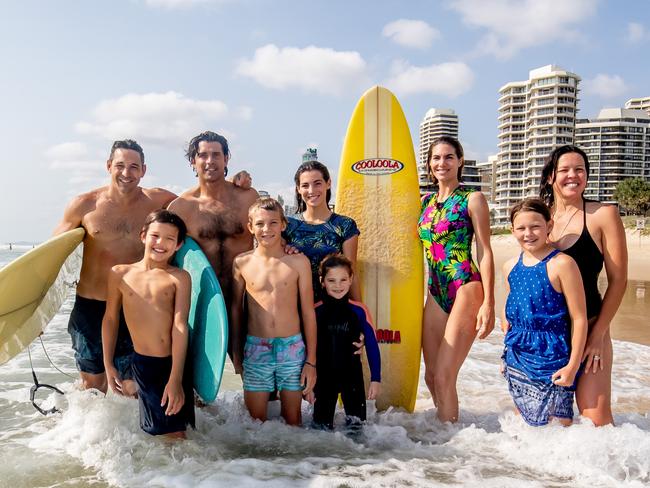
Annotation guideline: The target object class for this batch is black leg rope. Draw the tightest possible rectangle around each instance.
[27,336,73,416]
[25,276,80,415]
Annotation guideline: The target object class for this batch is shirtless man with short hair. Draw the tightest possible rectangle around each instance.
[168,131,258,354]
[54,140,177,395]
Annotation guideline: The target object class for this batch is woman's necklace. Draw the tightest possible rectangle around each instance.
[553,205,580,240]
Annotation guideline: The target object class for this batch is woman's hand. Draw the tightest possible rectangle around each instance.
[582,327,606,374]
[475,302,495,339]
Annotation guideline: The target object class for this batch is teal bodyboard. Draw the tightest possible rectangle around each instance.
[173,237,228,403]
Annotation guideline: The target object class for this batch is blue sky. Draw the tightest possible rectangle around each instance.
[1,0,649,242]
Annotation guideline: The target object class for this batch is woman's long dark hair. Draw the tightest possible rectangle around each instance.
[293,160,332,213]
[539,145,590,208]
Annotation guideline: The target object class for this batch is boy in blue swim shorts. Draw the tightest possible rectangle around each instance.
[231,198,317,425]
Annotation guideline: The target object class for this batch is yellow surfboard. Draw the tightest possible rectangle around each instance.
[0,228,84,364]
[336,86,423,412]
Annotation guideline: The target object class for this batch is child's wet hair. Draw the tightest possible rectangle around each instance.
[142,209,187,244]
[509,198,552,225]
[319,253,353,281]
[248,197,288,225]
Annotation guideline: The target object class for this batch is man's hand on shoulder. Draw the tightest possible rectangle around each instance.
[231,170,252,190]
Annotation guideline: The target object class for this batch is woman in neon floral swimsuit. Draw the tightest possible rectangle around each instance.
[418,136,495,422]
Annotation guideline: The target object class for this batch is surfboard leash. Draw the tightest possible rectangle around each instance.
[38,336,76,379]
[27,342,66,416]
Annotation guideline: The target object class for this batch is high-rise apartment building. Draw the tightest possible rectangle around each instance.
[494,65,580,225]
[625,97,650,116]
[477,155,498,203]
[302,148,318,163]
[417,108,480,194]
[418,108,459,192]
[576,108,650,204]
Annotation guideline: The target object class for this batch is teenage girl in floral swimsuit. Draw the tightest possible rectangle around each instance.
[417,136,495,423]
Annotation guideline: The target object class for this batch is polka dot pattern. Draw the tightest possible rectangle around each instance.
[503,249,572,382]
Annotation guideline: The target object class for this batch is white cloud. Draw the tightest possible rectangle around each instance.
[583,74,628,98]
[236,105,254,121]
[76,92,235,147]
[385,61,474,98]
[236,44,369,96]
[158,183,187,195]
[626,22,648,43]
[449,0,598,59]
[382,19,440,49]
[45,142,88,161]
[45,142,104,172]
[68,175,105,186]
[143,0,230,8]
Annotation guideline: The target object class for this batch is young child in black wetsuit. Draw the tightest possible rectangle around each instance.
[312,254,381,430]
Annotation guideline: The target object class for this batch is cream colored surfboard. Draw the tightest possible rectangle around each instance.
[0,228,84,364]
[336,86,423,412]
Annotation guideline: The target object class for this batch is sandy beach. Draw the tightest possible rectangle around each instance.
[490,229,650,346]
[491,229,650,281]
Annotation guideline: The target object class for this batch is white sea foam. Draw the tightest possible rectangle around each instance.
[1,250,650,487]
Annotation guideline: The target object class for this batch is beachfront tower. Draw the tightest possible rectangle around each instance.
[625,97,650,116]
[576,108,650,205]
[494,65,580,225]
[302,148,318,163]
[418,108,459,193]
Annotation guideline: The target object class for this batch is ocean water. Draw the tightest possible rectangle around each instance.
[1,248,650,488]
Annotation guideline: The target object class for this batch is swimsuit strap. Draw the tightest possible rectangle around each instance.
[541,248,561,263]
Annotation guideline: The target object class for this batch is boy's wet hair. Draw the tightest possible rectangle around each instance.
[248,197,288,225]
[109,139,145,164]
[294,160,332,213]
[142,209,187,244]
[509,197,551,224]
[186,131,230,162]
[319,253,353,281]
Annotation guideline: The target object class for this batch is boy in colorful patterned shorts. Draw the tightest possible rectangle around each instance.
[231,197,317,425]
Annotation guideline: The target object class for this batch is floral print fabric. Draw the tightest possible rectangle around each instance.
[284,213,360,301]
[417,186,481,313]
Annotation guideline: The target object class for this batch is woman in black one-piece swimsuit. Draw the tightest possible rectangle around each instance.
[540,145,628,426]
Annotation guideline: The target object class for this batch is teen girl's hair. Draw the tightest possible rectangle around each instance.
[293,160,332,213]
[248,197,288,225]
[426,136,465,185]
[539,145,590,207]
[142,209,187,244]
[319,253,353,280]
[509,197,552,225]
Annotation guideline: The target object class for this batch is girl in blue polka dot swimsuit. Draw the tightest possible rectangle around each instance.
[501,198,588,426]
